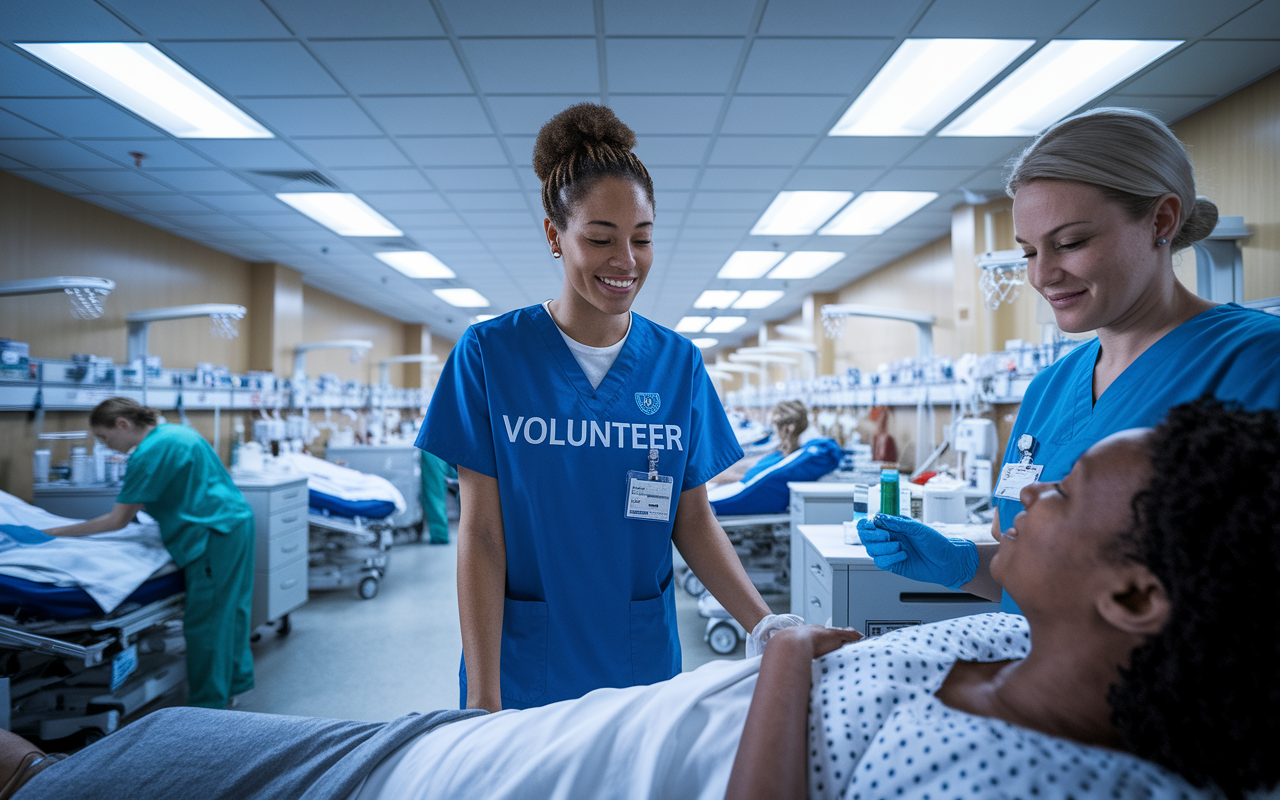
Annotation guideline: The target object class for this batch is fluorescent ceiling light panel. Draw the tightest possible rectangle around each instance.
[940,39,1182,137]
[434,288,490,308]
[691,338,719,349]
[694,290,741,309]
[375,251,455,279]
[819,192,937,236]
[17,42,272,139]
[473,314,497,322]
[704,316,747,333]
[766,252,847,280]
[732,290,786,309]
[276,193,403,237]
[750,191,854,236]
[830,38,1034,137]
[675,316,712,332]
[717,251,787,279]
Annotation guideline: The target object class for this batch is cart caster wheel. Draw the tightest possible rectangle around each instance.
[358,577,379,600]
[683,571,705,597]
[708,621,739,655]
[277,614,292,636]
[250,631,262,643]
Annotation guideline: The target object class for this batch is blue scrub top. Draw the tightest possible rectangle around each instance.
[995,304,1280,612]
[417,304,743,708]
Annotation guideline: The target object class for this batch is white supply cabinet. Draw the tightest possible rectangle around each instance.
[234,474,309,630]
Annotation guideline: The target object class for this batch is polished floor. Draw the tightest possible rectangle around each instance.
[239,523,773,721]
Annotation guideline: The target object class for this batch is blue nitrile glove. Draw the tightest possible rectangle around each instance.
[0,524,56,545]
[854,514,978,590]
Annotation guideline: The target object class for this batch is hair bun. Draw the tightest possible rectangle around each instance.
[533,103,637,182]
[1173,196,1219,250]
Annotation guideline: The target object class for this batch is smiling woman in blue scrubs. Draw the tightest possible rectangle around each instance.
[858,108,1280,608]
[418,104,778,711]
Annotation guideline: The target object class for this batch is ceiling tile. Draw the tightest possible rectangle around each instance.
[607,38,743,94]
[443,0,595,35]
[962,169,1010,195]
[1063,0,1258,38]
[1121,41,1280,97]
[603,0,757,35]
[720,95,847,135]
[399,136,509,166]
[76,139,216,169]
[0,153,25,169]
[163,41,344,97]
[182,139,315,169]
[1209,0,1280,37]
[647,166,699,190]
[898,137,1028,168]
[362,96,493,136]
[0,0,141,40]
[308,40,471,95]
[192,193,291,213]
[0,139,122,170]
[684,210,759,227]
[1097,94,1216,123]
[700,166,792,191]
[804,137,917,168]
[117,193,217,213]
[331,167,433,191]
[708,136,814,166]
[53,169,170,193]
[461,39,600,94]
[911,0,1093,37]
[487,95,598,135]
[146,169,257,192]
[785,167,880,191]
[74,194,145,214]
[446,191,529,210]
[268,0,445,37]
[632,136,710,166]
[0,47,91,97]
[0,98,161,139]
[872,167,976,192]
[689,191,775,211]
[459,210,538,227]
[364,192,451,212]
[9,170,96,194]
[653,190,691,209]
[176,214,253,231]
[608,95,723,135]
[757,0,924,35]
[424,167,521,191]
[0,109,56,139]
[293,137,412,168]
[240,98,382,137]
[110,0,292,37]
[233,214,325,231]
[738,38,894,95]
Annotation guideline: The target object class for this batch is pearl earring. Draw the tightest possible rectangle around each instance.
[1156,237,1168,246]
[552,251,561,258]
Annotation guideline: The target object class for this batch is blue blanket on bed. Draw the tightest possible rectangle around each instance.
[708,438,842,516]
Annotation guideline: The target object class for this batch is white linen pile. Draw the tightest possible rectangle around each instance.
[0,489,173,613]
[276,453,407,513]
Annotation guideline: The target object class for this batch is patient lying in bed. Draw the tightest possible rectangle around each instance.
[7,399,1278,800]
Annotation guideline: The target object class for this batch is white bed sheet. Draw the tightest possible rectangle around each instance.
[0,489,173,613]
[275,453,407,513]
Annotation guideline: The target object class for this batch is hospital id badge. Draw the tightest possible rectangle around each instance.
[993,463,1044,500]
[626,471,674,522]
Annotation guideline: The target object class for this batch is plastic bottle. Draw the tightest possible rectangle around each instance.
[880,468,900,517]
[70,446,92,485]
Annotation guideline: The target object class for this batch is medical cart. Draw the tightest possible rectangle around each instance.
[233,474,309,634]
[30,483,118,521]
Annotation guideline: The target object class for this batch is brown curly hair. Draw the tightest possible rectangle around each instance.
[533,103,654,230]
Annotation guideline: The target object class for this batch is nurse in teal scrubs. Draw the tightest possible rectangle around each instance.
[45,397,255,709]
[858,108,1280,607]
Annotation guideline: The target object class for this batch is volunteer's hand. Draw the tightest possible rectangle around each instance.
[855,514,978,590]
[746,613,805,657]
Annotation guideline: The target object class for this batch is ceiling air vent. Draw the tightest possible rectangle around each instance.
[243,170,341,192]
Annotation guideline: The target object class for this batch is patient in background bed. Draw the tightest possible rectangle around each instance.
[5,398,1277,800]
[710,400,809,486]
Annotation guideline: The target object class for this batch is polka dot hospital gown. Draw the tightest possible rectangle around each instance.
[808,613,1207,800]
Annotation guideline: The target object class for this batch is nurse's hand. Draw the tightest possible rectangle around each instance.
[855,514,978,590]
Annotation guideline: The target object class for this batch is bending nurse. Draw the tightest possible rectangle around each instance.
[44,397,255,709]
[417,104,780,711]
[859,107,1280,608]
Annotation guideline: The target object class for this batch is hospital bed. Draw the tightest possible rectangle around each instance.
[0,493,187,745]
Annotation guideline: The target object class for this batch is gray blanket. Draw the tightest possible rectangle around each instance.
[18,706,483,800]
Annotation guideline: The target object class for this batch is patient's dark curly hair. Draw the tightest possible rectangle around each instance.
[533,103,654,230]
[1107,398,1280,799]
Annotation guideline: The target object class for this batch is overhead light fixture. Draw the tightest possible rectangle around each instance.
[819,192,937,236]
[717,251,787,279]
[750,191,853,236]
[434,288,490,308]
[675,316,712,332]
[474,314,497,322]
[732,290,785,309]
[693,290,741,309]
[17,42,272,139]
[940,39,1182,137]
[375,251,456,279]
[830,39,1034,137]
[691,337,719,349]
[704,316,747,333]
[277,193,403,237]
[766,252,846,280]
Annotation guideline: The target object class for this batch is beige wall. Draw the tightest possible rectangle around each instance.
[301,286,411,386]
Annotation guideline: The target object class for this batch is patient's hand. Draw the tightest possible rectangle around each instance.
[769,624,863,660]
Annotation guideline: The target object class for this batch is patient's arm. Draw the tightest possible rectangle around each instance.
[956,519,1006,602]
[456,466,507,713]
[726,626,863,799]
[43,502,145,537]
[672,484,772,634]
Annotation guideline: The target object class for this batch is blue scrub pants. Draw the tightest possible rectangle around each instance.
[181,519,255,708]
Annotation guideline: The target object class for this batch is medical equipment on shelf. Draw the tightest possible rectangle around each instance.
[0,276,116,320]
[291,341,373,444]
[125,303,247,409]
[953,417,997,493]
[922,477,968,524]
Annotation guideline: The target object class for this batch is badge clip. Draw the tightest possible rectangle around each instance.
[647,448,659,481]
[1017,434,1038,465]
